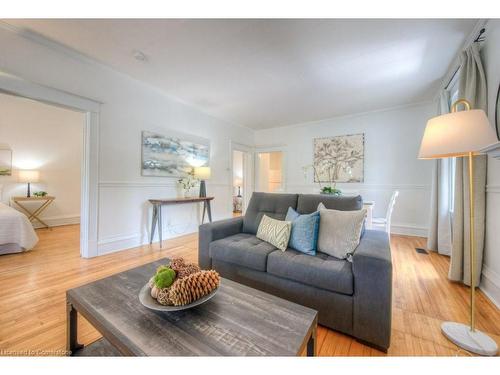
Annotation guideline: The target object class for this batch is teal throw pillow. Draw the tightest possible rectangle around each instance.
[285,207,320,255]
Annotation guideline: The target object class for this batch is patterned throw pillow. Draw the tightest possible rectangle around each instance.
[256,215,292,251]
[317,203,366,260]
[285,207,320,255]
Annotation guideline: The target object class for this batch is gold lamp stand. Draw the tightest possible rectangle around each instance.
[439,100,498,356]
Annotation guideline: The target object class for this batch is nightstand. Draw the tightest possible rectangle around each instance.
[11,196,55,228]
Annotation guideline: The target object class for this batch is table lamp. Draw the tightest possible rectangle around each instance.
[418,99,498,356]
[194,166,211,197]
[233,177,243,197]
[18,170,40,198]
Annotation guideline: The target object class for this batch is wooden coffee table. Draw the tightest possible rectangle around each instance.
[66,259,318,356]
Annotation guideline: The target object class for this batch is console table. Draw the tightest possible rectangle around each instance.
[148,196,214,248]
[11,195,55,228]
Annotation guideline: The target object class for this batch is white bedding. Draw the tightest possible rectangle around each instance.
[0,202,39,253]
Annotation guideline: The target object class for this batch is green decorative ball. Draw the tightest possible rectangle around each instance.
[156,265,170,274]
[154,268,176,288]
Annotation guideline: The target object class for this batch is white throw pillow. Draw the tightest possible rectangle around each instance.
[317,202,366,259]
[256,215,292,251]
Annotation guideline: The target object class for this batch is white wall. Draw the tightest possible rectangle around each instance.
[0,26,254,255]
[0,93,83,227]
[480,19,500,307]
[254,102,436,236]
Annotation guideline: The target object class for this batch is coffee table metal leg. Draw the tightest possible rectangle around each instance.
[67,301,83,355]
[307,326,317,356]
[202,201,207,224]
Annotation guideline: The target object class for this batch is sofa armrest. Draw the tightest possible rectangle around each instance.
[198,217,244,269]
[352,230,392,351]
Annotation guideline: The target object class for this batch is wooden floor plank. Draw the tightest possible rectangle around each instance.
[0,225,499,356]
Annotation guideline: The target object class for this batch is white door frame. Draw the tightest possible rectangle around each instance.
[229,141,254,214]
[254,144,287,193]
[0,71,100,258]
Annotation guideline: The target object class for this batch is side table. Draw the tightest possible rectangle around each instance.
[11,196,55,228]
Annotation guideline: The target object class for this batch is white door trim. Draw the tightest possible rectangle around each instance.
[254,145,287,193]
[0,71,100,258]
[229,141,255,214]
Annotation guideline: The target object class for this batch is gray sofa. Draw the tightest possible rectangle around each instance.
[199,192,392,351]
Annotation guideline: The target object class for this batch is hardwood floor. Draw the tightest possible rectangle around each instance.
[0,224,499,356]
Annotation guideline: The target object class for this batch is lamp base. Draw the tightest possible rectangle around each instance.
[441,321,498,356]
[199,180,206,197]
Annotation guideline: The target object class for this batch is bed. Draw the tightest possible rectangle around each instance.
[0,201,39,255]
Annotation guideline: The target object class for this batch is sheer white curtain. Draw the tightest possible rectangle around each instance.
[426,91,453,255]
[449,43,488,287]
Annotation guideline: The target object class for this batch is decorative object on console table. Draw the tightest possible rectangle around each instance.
[148,196,214,248]
[11,195,55,229]
[177,175,198,198]
[194,166,211,197]
[419,99,498,356]
[18,169,40,197]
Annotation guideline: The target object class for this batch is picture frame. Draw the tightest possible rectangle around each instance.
[0,148,12,176]
[141,130,210,177]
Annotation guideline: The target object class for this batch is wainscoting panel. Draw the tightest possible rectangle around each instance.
[286,183,430,237]
[97,181,233,255]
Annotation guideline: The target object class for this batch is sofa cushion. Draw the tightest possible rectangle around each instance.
[209,233,277,272]
[267,248,354,295]
[296,194,363,214]
[243,192,298,234]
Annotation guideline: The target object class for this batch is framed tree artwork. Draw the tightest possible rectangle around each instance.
[0,148,12,176]
[313,133,364,183]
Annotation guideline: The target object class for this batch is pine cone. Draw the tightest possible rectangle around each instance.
[156,287,174,306]
[169,270,220,306]
[169,257,186,272]
[176,263,200,279]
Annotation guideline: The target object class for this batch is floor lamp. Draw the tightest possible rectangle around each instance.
[418,99,498,356]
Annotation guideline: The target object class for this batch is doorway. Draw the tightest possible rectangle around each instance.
[0,71,99,258]
[256,150,284,193]
[231,143,254,215]
[0,92,85,256]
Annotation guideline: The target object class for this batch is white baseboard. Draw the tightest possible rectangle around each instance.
[480,265,500,309]
[34,214,80,229]
[390,223,427,237]
[97,221,213,255]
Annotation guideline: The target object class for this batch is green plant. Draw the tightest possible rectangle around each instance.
[320,186,342,196]
[33,191,48,197]
[177,175,198,192]
[154,267,176,288]
[303,164,342,196]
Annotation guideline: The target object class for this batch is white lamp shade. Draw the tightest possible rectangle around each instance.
[418,109,498,159]
[194,166,211,180]
[233,177,243,186]
[18,170,40,183]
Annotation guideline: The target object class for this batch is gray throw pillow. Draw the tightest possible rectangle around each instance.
[317,202,366,260]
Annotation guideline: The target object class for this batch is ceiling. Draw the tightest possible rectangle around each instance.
[3,19,477,129]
